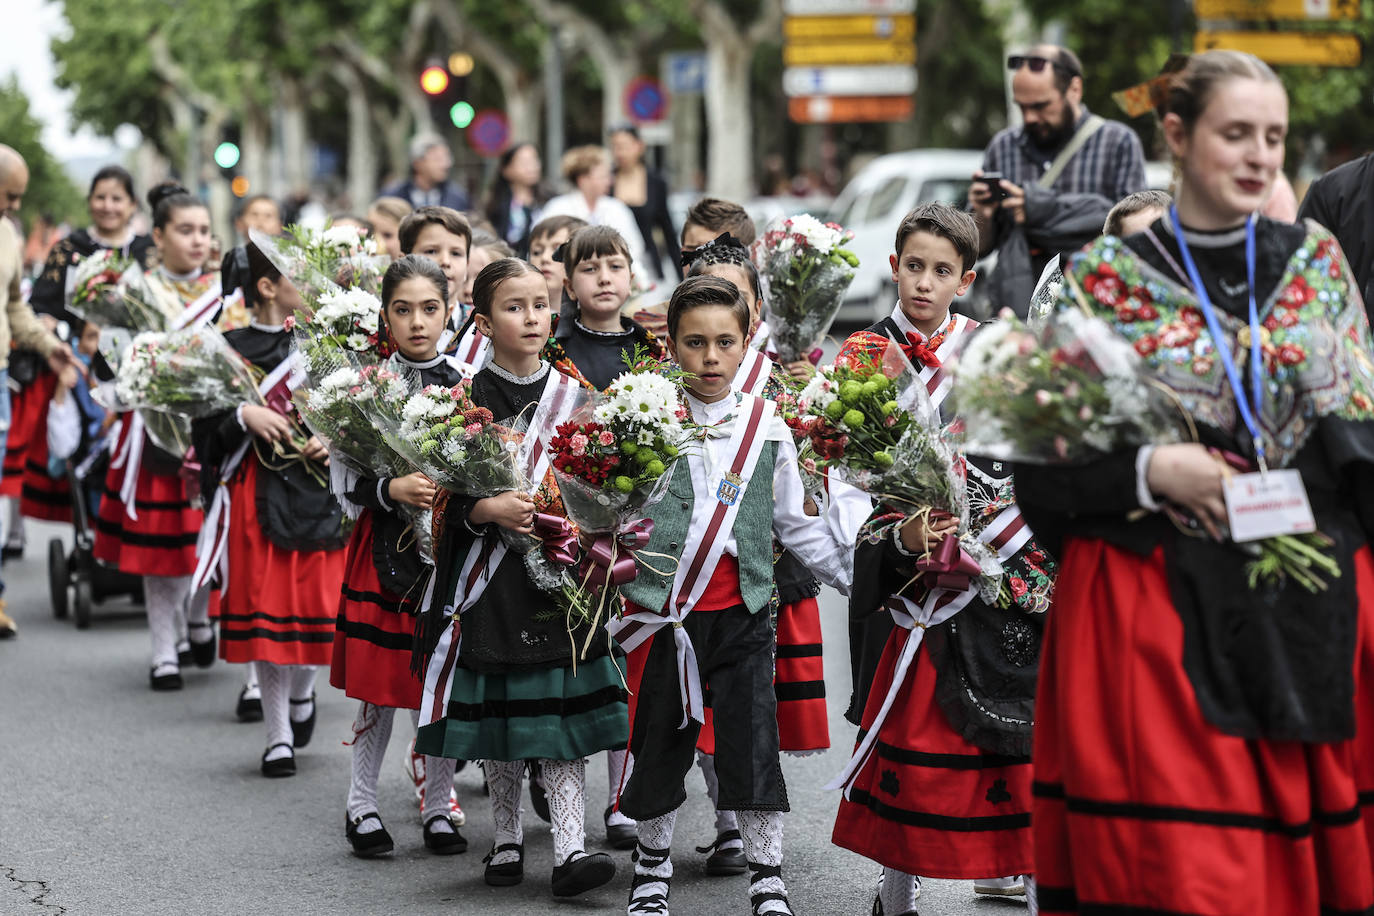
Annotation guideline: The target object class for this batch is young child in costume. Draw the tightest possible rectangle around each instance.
[415,257,625,898]
[528,214,588,312]
[330,255,467,856]
[673,236,828,877]
[829,204,1055,913]
[192,242,348,777]
[615,275,865,916]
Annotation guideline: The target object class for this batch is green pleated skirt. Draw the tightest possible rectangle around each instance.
[415,654,629,761]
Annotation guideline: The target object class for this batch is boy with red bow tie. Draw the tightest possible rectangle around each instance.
[830,203,1056,913]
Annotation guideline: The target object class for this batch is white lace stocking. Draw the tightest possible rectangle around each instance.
[738,810,789,914]
[483,760,525,864]
[540,757,587,865]
[697,751,740,838]
[880,867,919,914]
[629,809,676,915]
[257,662,293,759]
[346,703,395,826]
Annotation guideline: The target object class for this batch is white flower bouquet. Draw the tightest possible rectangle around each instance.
[754,214,859,363]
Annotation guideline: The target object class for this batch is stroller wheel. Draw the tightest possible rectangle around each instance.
[48,539,69,620]
[74,578,93,630]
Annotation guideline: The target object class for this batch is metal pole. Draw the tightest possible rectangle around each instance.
[544,26,565,184]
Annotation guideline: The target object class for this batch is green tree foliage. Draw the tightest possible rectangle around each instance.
[0,77,83,231]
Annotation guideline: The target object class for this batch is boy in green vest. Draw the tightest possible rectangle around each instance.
[612,275,866,916]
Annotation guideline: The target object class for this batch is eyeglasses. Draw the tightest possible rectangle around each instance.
[1007,54,1081,80]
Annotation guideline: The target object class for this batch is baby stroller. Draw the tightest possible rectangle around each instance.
[48,433,144,629]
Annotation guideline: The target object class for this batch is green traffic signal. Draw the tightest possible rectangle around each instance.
[449,101,475,128]
[214,141,241,169]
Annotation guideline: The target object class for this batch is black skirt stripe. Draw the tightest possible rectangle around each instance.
[846,788,1030,832]
[93,517,198,548]
[1359,791,1374,808]
[101,486,189,511]
[220,627,336,644]
[876,740,1030,771]
[775,644,823,659]
[446,684,628,722]
[1035,886,1078,912]
[1033,780,1067,798]
[1035,781,1323,839]
[219,610,337,627]
[21,482,68,507]
[340,584,409,616]
[1321,905,1374,916]
[334,616,414,652]
[774,680,826,701]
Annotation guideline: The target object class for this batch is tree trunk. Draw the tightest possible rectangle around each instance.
[524,0,636,134]
[333,62,378,209]
[241,101,271,201]
[279,76,310,194]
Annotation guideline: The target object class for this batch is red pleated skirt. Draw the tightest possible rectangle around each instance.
[695,598,830,756]
[1033,539,1374,915]
[92,419,201,577]
[330,511,423,709]
[217,457,345,666]
[831,623,1033,878]
[1,372,49,498]
[20,373,71,522]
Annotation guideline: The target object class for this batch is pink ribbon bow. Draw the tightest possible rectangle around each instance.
[263,377,294,418]
[533,512,580,567]
[915,534,983,592]
[580,518,655,592]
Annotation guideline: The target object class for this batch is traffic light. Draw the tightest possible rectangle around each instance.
[419,55,476,129]
[215,125,241,173]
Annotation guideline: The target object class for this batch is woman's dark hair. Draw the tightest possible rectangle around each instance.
[472,257,543,317]
[666,275,750,339]
[481,143,549,240]
[146,181,205,230]
[88,165,135,202]
[685,234,761,303]
[381,253,449,309]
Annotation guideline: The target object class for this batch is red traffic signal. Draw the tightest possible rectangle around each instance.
[420,65,450,96]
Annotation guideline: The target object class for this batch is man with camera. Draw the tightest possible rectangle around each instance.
[969,45,1147,316]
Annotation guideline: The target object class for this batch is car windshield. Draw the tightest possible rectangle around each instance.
[917,178,972,206]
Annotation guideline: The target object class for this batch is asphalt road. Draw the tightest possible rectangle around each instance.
[0,519,1029,916]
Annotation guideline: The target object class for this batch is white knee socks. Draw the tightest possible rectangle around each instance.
[541,757,588,866]
[257,662,293,760]
[607,749,635,827]
[186,584,213,646]
[346,702,395,830]
[629,809,677,913]
[738,810,789,915]
[144,574,191,669]
[697,751,741,840]
[880,867,919,914]
[484,760,526,864]
[288,666,317,722]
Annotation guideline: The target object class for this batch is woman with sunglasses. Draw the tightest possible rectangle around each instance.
[1016,50,1374,915]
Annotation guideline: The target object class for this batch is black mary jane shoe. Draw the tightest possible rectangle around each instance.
[423,814,468,855]
[289,693,316,748]
[483,842,525,886]
[750,864,794,915]
[604,806,638,850]
[150,666,183,691]
[177,642,193,668]
[235,686,263,722]
[260,743,296,778]
[697,829,746,876]
[552,850,617,897]
[346,811,395,857]
[188,625,216,668]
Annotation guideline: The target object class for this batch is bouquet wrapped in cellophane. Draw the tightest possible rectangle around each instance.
[546,367,691,650]
[796,339,1001,602]
[67,249,137,323]
[103,326,261,419]
[753,214,859,363]
[250,223,388,301]
[947,306,1339,594]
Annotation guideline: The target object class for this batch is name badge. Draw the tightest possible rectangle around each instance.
[1223,469,1317,542]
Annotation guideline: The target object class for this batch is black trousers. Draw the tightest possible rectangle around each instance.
[619,604,788,821]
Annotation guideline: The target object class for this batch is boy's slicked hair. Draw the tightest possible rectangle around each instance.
[529,214,589,245]
[894,203,979,272]
[563,224,633,270]
[683,197,757,246]
[398,205,472,255]
[1103,189,1172,237]
[666,275,750,339]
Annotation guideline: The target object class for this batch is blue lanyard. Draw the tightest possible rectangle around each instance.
[1168,206,1267,470]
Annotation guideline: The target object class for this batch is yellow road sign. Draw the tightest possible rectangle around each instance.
[783,39,917,66]
[1196,0,1361,20]
[783,14,916,41]
[1195,29,1362,66]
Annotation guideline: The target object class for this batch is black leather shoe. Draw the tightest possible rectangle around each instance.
[188,625,216,668]
[697,829,746,876]
[551,851,616,897]
[261,743,296,778]
[483,843,524,886]
[150,666,183,691]
[290,694,316,748]
[528,763,550,822]
[176,642,193,668]
[423,814,468,855]
[346,811,394,857]
[235,686,263,722]
[604,805,638,850]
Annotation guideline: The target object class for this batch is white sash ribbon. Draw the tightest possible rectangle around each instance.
[418,368,581,727]
[607,394,775,727]
[825,504,1032,794]
[453,326,490,378]
[732,347,775,397]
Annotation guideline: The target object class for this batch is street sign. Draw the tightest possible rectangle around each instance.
[783,65,917,97]
[624,77,668,123]
[783,14,916,40]
[664,52,706,94]
[783,39,916,66]
[1195,29,1362,65]
[788,95,914,123]
[466,110,511,158]
[784,0,914,13]
[1195,0,1360,19]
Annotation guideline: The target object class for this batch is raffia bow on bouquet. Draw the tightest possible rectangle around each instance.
[946,304,1340,593]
